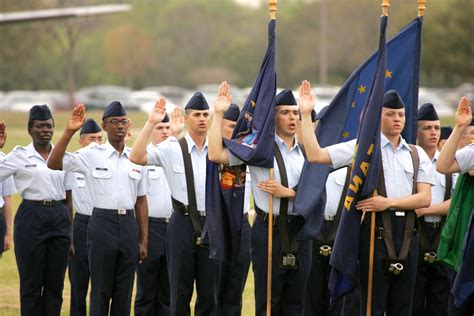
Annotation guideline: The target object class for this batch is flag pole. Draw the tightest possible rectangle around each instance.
[366,3,388,315]
[417,0,427,17]
[266,4,277,316]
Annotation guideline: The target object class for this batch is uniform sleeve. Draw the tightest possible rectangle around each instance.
[0,151,20,182]
[1,176,16,196]
[455,144,474,174]
[326,139,356,169]
[63,147,91,174]
[136,166,148,197]
[63,171,76,191]
[415,146,436,185]
[226,149,244,167]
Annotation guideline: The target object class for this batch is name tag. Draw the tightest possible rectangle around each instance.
[25,164,37,168]
[95,167,108,171]
[395,211,406,217]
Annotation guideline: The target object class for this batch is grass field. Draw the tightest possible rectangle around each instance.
[0,110,257,316]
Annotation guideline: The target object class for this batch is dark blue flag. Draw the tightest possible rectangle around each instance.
[204,19,276,262]
[223,19,276,168]
[293,17,423,239]
[328,14,387,299]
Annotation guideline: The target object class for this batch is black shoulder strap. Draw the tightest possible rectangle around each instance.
[444,173,452,201]
[178,137,202,235]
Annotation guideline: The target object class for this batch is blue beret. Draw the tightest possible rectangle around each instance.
[102,101,127,120]
[28,105,52,122]
[276,89,297,106]
[383,90,405,109]
[80,118,102,135]
[223,104,240,122]
[440,126,452,140]
[418,103,439,121]
[161,113,170,123]
[185,92,209,111]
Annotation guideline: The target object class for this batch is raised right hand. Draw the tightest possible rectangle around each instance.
[67,104,86,132]
[214,81,232,114]
[298,80,316,116]
[147,97,167,125]
[455,96,472,128]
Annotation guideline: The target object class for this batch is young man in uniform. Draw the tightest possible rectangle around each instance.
[208,82,312,316]
[412,103,455,316]
[130,95,215,316]
[0,121,15,259]
[299,80,434,315]
[48,102,148,316]
[134,110,182,316]
[68,118,103,316]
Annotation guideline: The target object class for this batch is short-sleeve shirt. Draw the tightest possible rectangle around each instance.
[146,144,173,218]
[63,141,147,210]
[72,172,94,216]
[0,152,16,208]
[324,167,348,217]
[228,135,304,215]
[146,134,208,211]
[455,143,474,174]
[0,143,73,200]
[327,134,435,199]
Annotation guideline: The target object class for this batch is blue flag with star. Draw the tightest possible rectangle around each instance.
[293,17,423,239]
[328,14,387,299]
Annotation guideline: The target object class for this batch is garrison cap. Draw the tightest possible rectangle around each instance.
[418,103,439,121]
[29,105,52,122]
[102,101,127,120]
[276,89,297,106]
[185,92,209,111]
[80,118,102,135]
[162,113,170,123]
[440,126,452,140]
[383,89,405,109]
[223,104,240,122]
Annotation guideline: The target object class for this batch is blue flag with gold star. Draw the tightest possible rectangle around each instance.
[293,17,423,239]
[328,14,387,299]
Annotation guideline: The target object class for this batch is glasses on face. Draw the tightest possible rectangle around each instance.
[107,119,130,126]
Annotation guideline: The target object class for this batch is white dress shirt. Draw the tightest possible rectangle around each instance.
[0,152,16,208]
[63,141,147,210]
[147,134,208,212]
[146,144,173,218]
[324,167,348,217]
[455,143,474,174]
[72,172,94,216]
[228,135,305,216]
[0,143,73,200]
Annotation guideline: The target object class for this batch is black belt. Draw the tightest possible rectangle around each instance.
[254,207,299,225]
[423,221,442,229]
[149,216,170,223]
[93,207,134,216]
[23,199,65,207]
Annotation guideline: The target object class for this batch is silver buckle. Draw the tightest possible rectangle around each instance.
[117,208,127,215]
[324,215,335,221]
[395,211,406,217]
[319,245,332,256]
[389,262,404,275]
[43,200,54,207]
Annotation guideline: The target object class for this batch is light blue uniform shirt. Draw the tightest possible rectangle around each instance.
[0,143,73,200]
[63,141,147,210]
[327,134,435,200]
[324,167,348,217]
[0,152,16,208]
[228,135,304,216]
[72,172,94,216]
[455,143,474,174]
[147,134,208,212]
[425,150,457,223]
[243,170,251,214]
[146,143,172,219]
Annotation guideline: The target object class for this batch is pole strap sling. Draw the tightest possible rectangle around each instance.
[377,144,419,275]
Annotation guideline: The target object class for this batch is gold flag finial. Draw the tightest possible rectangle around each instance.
[418,0,427,17]
[381,0,390,16]
[269,0,277,20]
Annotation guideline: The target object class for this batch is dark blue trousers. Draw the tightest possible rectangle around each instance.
[214,214,251,316]
[251,216,312,316]
[88,208,139,316]
[166,211,215,316]
[0,208,5,256]
[303,221,358,316]
[359,213,419,316]
[413,225,453,316]
[14,200,71,316]
[135,218,170,316]
[69,213,91,316]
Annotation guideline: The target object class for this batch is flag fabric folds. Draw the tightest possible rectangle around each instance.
[294,17,423,239]
[204,19,277,262]
[328,15,388,299]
